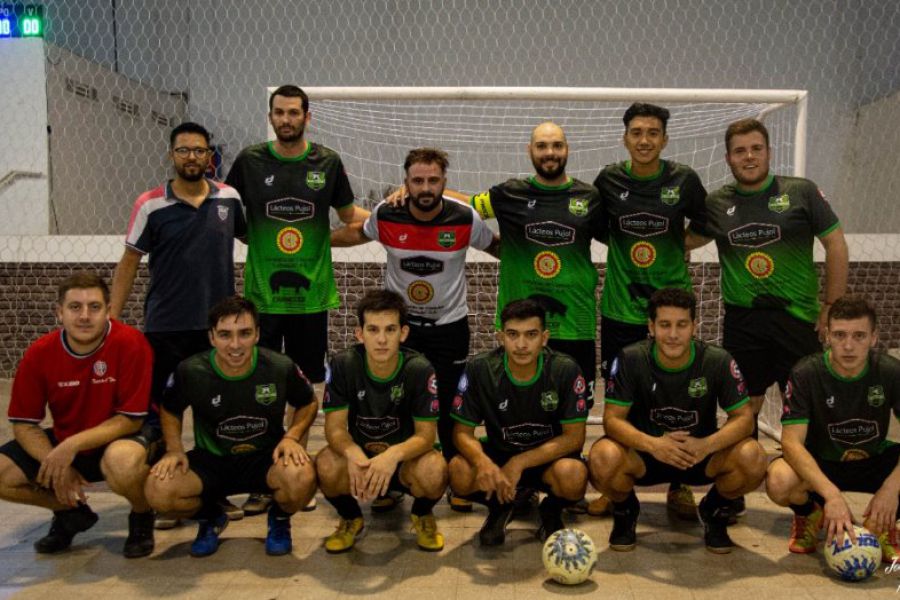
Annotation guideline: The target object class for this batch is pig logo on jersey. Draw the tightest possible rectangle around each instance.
[573,375,586,396]
[427,374,438,396]
[867,385,886,408]
[92,361,107,377]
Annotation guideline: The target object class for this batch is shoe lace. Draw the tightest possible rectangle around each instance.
[790,515,813,540]
[415,515,437,535]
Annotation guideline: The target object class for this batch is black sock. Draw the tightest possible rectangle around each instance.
[194,500,224,521]
[704,485,728,510]
[790,499,815,517]
[326,494,363,520]
[411,496,439,517]
[270,503,292,519]
[540,493,574,513]
[613,490,638,511]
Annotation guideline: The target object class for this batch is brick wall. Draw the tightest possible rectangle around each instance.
[1,261,898,377]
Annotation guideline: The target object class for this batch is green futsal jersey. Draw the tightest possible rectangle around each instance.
[688,175,839,323]
[471,177,603,340]
[226,141,355,314]
[594,160,707,324]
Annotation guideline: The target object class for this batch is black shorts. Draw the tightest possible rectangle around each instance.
[812,444,900,494]
[546,338,596,406]
[723,305,821,397]
[258,311,328,382]
[600,317,648,381]
[482,442,583,493]
[187,448,274,498]
[0,426,158,484]
[145,330,210,407]
[634,450,714,487]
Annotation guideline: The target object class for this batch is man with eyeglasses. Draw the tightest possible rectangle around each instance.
[110,122,247,525]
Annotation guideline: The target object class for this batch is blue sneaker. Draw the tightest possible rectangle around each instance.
[265,506,293,556]
[190,512,228,557]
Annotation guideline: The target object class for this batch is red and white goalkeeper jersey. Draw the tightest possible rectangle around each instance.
[9,320,152,446]
[363,198,493,325]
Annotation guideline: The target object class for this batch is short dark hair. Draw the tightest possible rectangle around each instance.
[648,288,697,321]
[57,271,110,305]
[170,122,211,147]
[623,103,671,133]
[500,298,546,329]
[356,289,408,327]
[207,295,259,331]
[403,147,449,174]
[725,118,770,152]
[269,84,309,113]
[828,295,877,329]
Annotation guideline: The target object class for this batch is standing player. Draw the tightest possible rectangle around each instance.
[589,288,766,553]
[144,296,318,557]
[766,296,900,562]
[0,272,155,557]
[226,85,367,513]
[449,299,589,546]
[593,103,708,518]
[316,290,448,553]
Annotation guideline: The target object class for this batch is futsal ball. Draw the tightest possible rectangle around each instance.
[824,526,881,582]
[542,528,597,585]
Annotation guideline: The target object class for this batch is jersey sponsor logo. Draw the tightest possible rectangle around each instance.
[457,373,469,393]
[726,206,736,216]
[568,197,589,217]
[630,241,657,268]
[768,193,791,213]
[399,233,409,243]
[231,443,258,455]
[255,383,278,406]
[501,423,554,448]
[400,256,444,277]
[727,223,781,248]
[356,416,400,440]
[427,374,438,396]
[867,385,886,408]
[650,407,699,431]
[660,187,680,206]
[573,375,586,395]
[266,197,315,222]
[619,190,629,202]
[269,270,310,294]
[619,212,668,238]
[527,199,537,209]
[534,251,562,279]
[827,419,879,446]
[437,231,456,248]
[687,377,708,398]
[390,384,405,404]
[357,390,366,400]
[745,252,775,279]
[306,171,326,191]
[211,394,222,408]
[407,280,435,305]
[364,441,391,455]
[57,380,80,388]
[540,390,559,412]
[217,416,268,441]
[276,227,303,254]
[610,358,620,377]
[826,395,835,408]
[840,448,870,461]
[217,205,229,221]
[264,175,275,186]
[92,360,107,377]
[525,221,576,247]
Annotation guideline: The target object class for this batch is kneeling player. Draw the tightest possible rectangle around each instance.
[766,296,900,561]
[145,296,318,557]
[449,299,589,546]
[589,288,766,553]
[316,290,447,553]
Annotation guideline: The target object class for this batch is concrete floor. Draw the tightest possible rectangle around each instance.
[1,379,898,599]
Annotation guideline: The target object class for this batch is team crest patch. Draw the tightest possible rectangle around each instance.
[430,398,439,413]
[276,226,303,254]
[568,197,589,217]
[768,193,790,213]
[427,374,438,396]
[92,361,107,377]
[573,375,586,395]
[729,360,742,380]
[687,377,708,398]
[306,171,326,191]
[407,280,434,305]
[452,394,463,410]
[437,231,456,248]
[630,241,657,268]
[534,250,562,279]
[255,384,278,405]
[390,385,405,404]
[867,385,886,408]
[660,187,680,206]
[745,251,774,279]
[217,205,229,221]
[540,390,559,412]
[576,399,586,412]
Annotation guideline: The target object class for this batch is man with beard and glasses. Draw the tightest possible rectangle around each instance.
[331,148,497,512]
[226,85,369,515]
[110,122,247,525]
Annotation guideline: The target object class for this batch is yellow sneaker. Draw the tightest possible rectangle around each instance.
[324,517,365,553]
[879,527,900,564]
[410,513,444,552]
[787,504,823,554]
[666,484,698,520]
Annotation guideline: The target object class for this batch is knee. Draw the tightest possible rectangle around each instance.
[448,455,475,493]
[549,459,587,499]
[101,440,147,483]
[272,461,317,496]
[0,455,28,493]
[588,439,624,483]
[410,452,448,495]
[144,476,178,512]
[765,459,800,505]
[737,440,768,483]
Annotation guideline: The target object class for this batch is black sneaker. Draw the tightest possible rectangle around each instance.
[479,503,515,546]
[698,494,735,554]
[609,494,640,552]
[512,487,537,518]
[123,511,155,558]
[724,495,746,525]
[535,499,565,542]
[34,504,99,554]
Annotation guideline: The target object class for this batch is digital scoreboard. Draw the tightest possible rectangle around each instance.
[0,4,44,38]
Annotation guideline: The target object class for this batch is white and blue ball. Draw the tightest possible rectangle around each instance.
[542,528,597,585]
[824,525,880,582]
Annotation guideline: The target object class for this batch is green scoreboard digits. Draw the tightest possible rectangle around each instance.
[0,4,44,38]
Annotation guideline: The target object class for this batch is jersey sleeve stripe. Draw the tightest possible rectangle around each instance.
[781,418,810,425]
[116,410,149,418]
[413,416,439,422]
[322,405,348,413]
[450,413,479,427]
[7,417,42,424]
[816,221,841,238]
[723,397,750,412]
[604,398,632,407]
[559,417,587,424]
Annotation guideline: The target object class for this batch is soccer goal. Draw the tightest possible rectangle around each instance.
[287,86,809,441]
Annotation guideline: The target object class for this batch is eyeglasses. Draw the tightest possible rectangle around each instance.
[173,147,212,158]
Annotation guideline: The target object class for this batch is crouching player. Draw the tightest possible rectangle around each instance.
[449,299,589,546]
[145,296,318,557]
[589,288,766,553]
[766,296,900,561]
[316,290,447,553]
